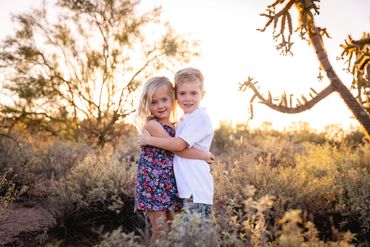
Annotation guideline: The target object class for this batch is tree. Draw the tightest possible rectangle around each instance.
[239,0,370,139]
[0,0,198,148]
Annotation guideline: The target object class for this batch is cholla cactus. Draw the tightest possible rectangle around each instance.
[241,0,370,139]
[341,33,370,113]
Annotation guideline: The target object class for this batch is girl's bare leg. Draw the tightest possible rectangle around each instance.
[147,211,167,246]
[165,210,182,233]
[165,211,174,223]
[165,209,181,224]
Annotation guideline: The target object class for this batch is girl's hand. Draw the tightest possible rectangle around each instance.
[137,129,151,146]
[206,152,215,165]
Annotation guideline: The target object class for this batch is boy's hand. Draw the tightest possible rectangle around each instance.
[137,129,150,146]
[206,152,215,165]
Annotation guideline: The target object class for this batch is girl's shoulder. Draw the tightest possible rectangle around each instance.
[144,119,174,137]
[144,118,162,131]
[146,117,175,128]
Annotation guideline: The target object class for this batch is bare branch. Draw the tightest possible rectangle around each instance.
[0,133,20,146]
[240,77,335,114]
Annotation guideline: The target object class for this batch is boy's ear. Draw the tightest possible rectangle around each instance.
[202,90,206,98]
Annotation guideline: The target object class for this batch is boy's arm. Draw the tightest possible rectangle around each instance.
[174,148,215,164]
[139,120,187,151]
[139,121,214,162]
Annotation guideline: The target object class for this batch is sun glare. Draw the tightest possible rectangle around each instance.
[157,0,369,131]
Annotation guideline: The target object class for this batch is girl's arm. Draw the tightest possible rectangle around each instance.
[143,120,173,138]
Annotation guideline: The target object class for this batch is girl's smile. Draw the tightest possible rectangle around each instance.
[149,86,173,123]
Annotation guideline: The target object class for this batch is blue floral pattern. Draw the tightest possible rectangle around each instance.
[134,124,182,211]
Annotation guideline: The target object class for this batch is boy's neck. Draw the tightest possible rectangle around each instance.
[182,106,201,115]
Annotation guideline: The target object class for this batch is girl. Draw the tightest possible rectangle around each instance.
[135,76,213,246]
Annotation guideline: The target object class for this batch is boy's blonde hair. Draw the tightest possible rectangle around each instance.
[174,67,204,92]
[136,76,176,130]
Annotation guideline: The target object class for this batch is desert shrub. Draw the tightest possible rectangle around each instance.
[273,209,354,247]
[343,128,366,145]
[211,122,308,171]
[155,213,219,247]
[214,162,278,245]
[0,168,29,210]
[0,137,42,202]
[213,139,369,245]
[1,136,96,202]
[39,140,93,180]
[53,150,136,210]
[214,177,355,246]
[97,228,142,247]
[2,122,367,246]
[211,121,246,155]
[97,193,355,246]
[295,143,370,242]
[114,123,140,159]
[218,186,276,246]
[97,213,219,247]
[50,149,139,240]
[283,122,327,144]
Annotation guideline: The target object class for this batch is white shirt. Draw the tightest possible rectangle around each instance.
[173,107,214,204]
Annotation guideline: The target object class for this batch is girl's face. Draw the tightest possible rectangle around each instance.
[149,86,173,122]
[176,80,204,114]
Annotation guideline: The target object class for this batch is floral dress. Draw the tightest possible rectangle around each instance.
[135,123,183,211]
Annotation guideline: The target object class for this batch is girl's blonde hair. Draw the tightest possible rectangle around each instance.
[136,76,176,130]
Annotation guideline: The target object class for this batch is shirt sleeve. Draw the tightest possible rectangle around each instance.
[178,109,213,148]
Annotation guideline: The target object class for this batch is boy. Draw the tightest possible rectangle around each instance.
[138,67,214,218]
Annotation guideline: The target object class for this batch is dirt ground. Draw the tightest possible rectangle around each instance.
[0,201,54,246]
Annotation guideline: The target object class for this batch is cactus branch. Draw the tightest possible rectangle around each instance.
[243,1,370,139]
[240,78,334,113]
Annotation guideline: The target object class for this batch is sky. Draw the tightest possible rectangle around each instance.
[1,0,370,131]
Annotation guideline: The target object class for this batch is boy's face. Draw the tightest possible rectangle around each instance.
[176,80,204,114]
